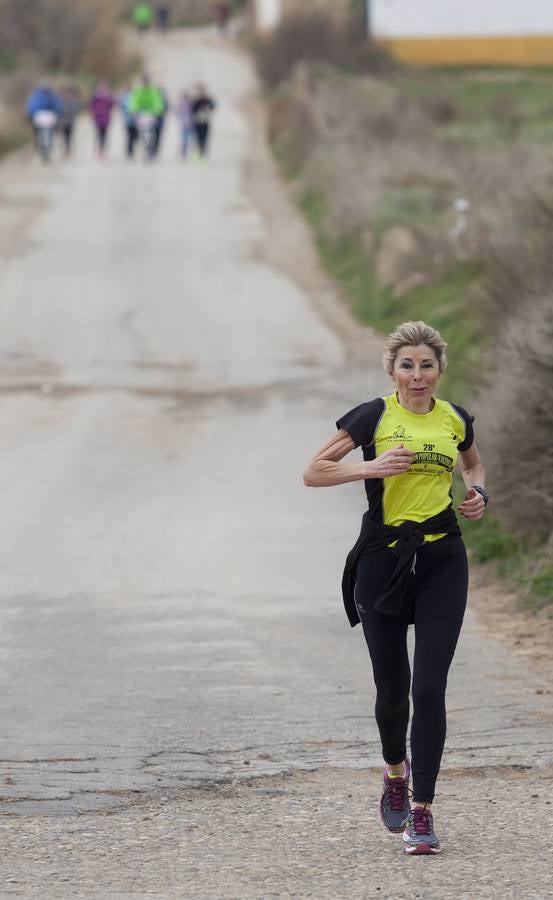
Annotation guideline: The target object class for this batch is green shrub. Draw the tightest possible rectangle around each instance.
[0,52,18,72]
[462,514,519,563]
[373,186,448,235]
[527,564,553,609]
[0,125,28,158]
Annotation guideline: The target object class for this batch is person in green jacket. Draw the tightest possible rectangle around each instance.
[133,3,154,31]
[128,74,164,117]
[128,75,165,159]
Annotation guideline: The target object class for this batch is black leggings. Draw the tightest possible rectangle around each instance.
[195,123,210,156]
[95,124,109,152]
[126,123,138,158]
[62,123,74,155]
[355,535,467,803]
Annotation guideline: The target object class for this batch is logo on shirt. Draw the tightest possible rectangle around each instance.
[392,424,412,440]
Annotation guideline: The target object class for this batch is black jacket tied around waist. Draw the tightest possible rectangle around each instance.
[342,507,461,625]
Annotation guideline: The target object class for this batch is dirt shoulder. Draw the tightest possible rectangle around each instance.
[469,564,553,686]
[4,766,552,898]
[243,83,553,691]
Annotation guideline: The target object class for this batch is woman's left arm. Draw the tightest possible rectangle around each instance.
[457,441,487,520]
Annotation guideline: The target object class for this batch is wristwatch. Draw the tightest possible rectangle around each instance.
[472,485,489,506]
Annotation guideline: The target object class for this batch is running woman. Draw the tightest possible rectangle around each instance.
[303,321,487,855]
[191,84,216,158]
[89,82,115,159]
[58,85,80,157]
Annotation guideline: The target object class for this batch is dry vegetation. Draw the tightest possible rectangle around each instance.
[0,0,129,76]
[255,10,553,604]
[480,232,553,542]
[254,7,393,88]
[0,0,139,153]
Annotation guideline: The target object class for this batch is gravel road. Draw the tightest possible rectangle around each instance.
[0,27,551,899]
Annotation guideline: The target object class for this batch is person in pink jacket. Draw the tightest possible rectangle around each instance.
[89,82,115,158]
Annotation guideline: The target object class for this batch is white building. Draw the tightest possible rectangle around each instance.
[372,0,553,64]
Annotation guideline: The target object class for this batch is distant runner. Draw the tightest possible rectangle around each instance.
[176,91,194,159]
[215,1,231,34]
[58,85,80,157]
[303,320,488,856]
[119,85,139,159]
[133,3,154,31]
[156,4,170,31]
[89,82,115,159]
[128,74,165,160]
[153,86,169,157]
[25,80,62,161]
[191,84,216,158]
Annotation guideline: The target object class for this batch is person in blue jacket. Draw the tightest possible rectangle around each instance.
[25,80,63,154]
[26,80,62,119]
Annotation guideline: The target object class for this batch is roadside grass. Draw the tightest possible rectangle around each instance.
[395,68,553,146]
[460,509,553,613]
[373,185,449,236]
[0,52,19,73]
[299,189,483,399]
[0,126,29,159]
[271,129,306,181]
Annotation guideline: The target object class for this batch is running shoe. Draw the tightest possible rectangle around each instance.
[403,806,441,855]
[379,758,411,833]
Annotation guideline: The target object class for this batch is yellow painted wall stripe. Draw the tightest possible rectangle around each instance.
[377,35,553,66]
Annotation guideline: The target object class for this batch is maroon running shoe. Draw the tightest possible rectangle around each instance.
[379,758,411,833]
[403,806,441,855]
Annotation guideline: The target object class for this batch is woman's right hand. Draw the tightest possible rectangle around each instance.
[365,444,414,478]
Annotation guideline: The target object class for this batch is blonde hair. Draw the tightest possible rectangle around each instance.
[382,321,448,375]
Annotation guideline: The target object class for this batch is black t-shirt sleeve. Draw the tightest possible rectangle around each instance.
[451,403,475,451]
[336,398,385,448]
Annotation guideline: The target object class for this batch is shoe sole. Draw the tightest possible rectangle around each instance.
[403,837,441,855]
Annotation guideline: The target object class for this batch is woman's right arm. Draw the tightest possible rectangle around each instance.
[303,431,414,487]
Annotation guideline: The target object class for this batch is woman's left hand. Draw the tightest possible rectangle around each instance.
[458,487,486,520]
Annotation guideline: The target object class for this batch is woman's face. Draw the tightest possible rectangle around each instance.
[391,343,441,411]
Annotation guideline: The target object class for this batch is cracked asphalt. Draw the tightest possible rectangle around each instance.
[0,27,552,900]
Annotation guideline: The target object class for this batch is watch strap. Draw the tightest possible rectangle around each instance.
[472,485,489,506]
